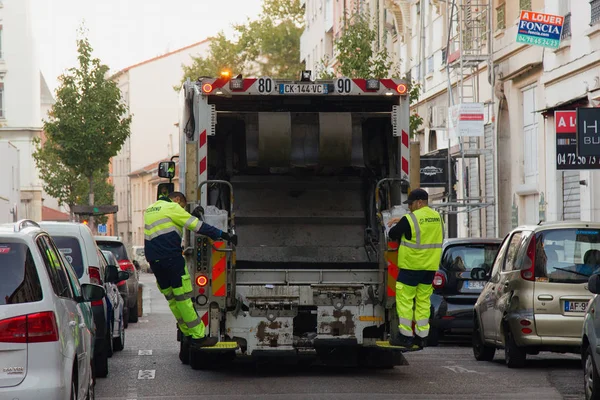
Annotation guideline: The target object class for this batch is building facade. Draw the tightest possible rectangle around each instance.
[0,0,54,222]
[110,40,210,246]
[129,157,179,247]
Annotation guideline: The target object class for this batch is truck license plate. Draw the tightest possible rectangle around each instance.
[279,84,328,95]
[564,301,587,313]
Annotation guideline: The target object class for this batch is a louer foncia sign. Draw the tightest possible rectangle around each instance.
[516,10,564,49]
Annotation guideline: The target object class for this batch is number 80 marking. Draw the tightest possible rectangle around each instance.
[257,77,273,94]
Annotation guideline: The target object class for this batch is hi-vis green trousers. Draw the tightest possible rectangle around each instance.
[396,269,436,338]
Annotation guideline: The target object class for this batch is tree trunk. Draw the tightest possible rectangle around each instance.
[88,175,95,231]
[68,203,75,222]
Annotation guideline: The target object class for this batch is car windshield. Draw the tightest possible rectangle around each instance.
[535,228,600,283]
[97,241,128,261]
[101,250,117,265]
[442,243,501,272]
[52,236,85,278]
[0,242,43,305]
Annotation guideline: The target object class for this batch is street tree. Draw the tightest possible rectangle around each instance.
[35,28,131,227]
[315,10,423,137]
[179,0,304,84]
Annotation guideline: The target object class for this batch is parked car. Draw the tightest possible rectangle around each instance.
[132,245,150,272]
[0,219,105,400]
[428,238,502,346]
[582,273,600,400]
[95,236,140,323]
[101,249,128,349]
[39,221,114,378]
[472,221,598,368]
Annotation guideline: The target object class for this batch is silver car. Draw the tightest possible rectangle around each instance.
[0,220,105,400]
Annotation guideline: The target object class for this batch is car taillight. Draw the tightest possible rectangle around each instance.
[89,266,102,285]
[432,271,446,289]
[118,260,135,273]
[520,236,536,281]
[0,312,59,343]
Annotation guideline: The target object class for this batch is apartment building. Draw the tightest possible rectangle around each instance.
[300,0,335,74]
[110,39,210,246]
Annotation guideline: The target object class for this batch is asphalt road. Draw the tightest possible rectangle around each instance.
[96,273,586,400]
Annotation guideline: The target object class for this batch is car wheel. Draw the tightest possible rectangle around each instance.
[472,317,495,361]
[504,328,526,368]
[94,343,109,378]
[129,296,139,323]
[584,345,600,400]
[113,316,125,352]
[123,307,129,329]
[106,327,114,358]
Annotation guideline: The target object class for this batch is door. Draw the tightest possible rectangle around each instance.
[39,236,86,398]
[533,228,595,339]
[479,236,509,341]
[492,231,528,342]
[0,242,43,388]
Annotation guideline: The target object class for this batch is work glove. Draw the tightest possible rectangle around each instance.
[191,206,204,220]
[221,232,238,246]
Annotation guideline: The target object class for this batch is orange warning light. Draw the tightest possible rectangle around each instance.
[202,83,213,93]
[396,83,408,95]
[196,275,208,287]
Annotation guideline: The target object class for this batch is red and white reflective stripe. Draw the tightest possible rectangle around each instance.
[198,129,208,206]
[351,79,399,92]
[200,311,209,328]
[401,129,409,176]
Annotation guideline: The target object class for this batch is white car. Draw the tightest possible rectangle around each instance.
[39,222,113,378]
[0,219,105,400]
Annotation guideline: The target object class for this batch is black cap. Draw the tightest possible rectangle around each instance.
[403,188,429,204]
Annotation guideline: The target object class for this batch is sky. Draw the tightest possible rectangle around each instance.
[30,0,264,92]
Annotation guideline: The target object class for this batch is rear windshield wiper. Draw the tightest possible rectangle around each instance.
[551,266,591,278]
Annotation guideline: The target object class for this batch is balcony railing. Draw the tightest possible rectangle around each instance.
[561,13,572,40]
[592,0,600,26]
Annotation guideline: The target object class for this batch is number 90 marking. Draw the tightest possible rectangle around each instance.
[336,78,352,94]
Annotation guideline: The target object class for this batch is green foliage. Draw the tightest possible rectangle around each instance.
[179,0,304,85]
[323,9,423,137]
[34,27,129,224]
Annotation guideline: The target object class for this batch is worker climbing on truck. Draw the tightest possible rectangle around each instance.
[143,191,237,360]
[387,188,444,349]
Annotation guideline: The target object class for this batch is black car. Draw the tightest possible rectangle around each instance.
[428,238,502,346]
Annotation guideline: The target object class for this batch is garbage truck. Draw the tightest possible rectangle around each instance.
[159,71,414,369]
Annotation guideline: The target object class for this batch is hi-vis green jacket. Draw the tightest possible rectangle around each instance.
[143,197,222,261]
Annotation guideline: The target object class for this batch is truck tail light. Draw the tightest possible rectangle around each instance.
[196,275,208,287]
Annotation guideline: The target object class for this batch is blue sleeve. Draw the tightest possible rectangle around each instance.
[198,222,222,240]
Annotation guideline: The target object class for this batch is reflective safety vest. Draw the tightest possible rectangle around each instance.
[143,197,222,261]
[397,206,444,271]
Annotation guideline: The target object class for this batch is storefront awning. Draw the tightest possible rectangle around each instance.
[534,93,589,114]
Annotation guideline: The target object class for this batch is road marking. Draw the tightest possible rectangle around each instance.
[139,319,149,323]
[138,369,156,380]
[442,365,480,374]
[138,350,153,356]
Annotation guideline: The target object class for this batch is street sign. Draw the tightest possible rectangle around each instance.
[448,103,485,138]
[516,11,564,49]
[555,110,600,169]
[577,108,600,159]
[98,224,107,235]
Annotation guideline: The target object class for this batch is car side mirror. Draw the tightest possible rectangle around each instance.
[471,267,490,281]
[105,264,120,283]
[158,161,176,179]
[157,182,174,200]
[117,271,130,282]
[588,274,600,294]
[132,260,141,270]
[80,283,105,303]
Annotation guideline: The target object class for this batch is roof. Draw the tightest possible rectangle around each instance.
[42,206,70,221]
[443,238,503,247]
[110,38,211,80]
[514,221,600,231]
[129,154,179,177]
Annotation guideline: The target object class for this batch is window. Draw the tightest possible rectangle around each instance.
[0,242,43,305]
[534,228,600,283]
[441,48,447,65]
[519,0,531,10]
[37,236,73,299]
[442,243,502,272]
[503,232,523,271]
[522,85,538,183]
[428,130,437,152]
[561,13,572,39]
[97,241,129,261]
[496,3,506,30]
[52,235,85,278]
[427,56,434,74]
[62,253,82,298]
[0,82,5,119]
[592,0,600,26]
[0,25,4,59]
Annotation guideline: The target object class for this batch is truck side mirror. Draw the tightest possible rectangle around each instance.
[157,183,174,200]
[158,161,176,179]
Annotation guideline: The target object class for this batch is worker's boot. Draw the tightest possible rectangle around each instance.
[179,335,191,364]
[389,333,414,348]
[190,335,219,348]
[413,336,426,349]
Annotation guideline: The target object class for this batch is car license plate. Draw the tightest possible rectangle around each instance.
[466,281,486,290]
[279,83,328,95]
[564,301,588,313]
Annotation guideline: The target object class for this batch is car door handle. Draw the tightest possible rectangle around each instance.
[79,323,86,329]
[538,295,554,301]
